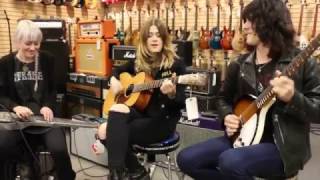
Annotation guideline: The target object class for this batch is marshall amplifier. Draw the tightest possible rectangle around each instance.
[66,73,109,99]
[185,66,222,95]
[173,40,193,66]
[112,45,136,67]
[32,19,66,41]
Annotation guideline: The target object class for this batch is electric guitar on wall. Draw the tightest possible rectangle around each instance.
[232,34,320,148]
[295,0,309,49]
[199,0,211,49]
[103,72,207,116]
[209,0,222,49]
[220,0,234,50]
[231,0,246,52]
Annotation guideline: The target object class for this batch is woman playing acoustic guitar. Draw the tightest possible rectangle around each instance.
[177,0,320,179]
[97,17,186,180]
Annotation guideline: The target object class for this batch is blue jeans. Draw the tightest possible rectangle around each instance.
[177,136,285,180]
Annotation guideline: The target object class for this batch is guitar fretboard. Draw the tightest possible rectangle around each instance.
[254,34,320,109]
[132,78,178,92]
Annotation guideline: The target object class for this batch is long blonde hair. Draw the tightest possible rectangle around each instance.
[135,17,178,74]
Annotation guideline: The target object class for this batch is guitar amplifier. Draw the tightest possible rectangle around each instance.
[173,40,193,66]
[75,38,120,76]
[77,20,116,39]
[112,45,136,67]
[66,73,109,99]
[65,93,104,118]
[32,19,66,41]
[185,66,222,95]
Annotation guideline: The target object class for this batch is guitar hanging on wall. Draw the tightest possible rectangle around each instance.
[296,0,309,50]
[209,0,222,49]
[199,0,211,49]
[231,0,245,52]
[220,0,234,50]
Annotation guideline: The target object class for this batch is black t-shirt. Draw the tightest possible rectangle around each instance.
[14,57,49,134]
[14,57,44,110]
[255,60,276,143]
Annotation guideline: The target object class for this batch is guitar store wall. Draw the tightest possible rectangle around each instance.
[0,0,103,57]
[0,0,319,58]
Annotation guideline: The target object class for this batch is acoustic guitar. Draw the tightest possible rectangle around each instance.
[103,72,207,116]
[199,0,211,49]
[0,112,99,131]
[231,0,246,52]
[232,34,320,148]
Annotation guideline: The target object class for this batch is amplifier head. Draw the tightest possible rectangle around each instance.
[77,20,116,39]
[112,45,136,67]
[32,19,66,41]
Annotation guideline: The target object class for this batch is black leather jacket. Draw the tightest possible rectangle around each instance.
[216,49,320,176]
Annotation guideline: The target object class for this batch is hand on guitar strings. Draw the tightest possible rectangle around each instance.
[224,114,241,137]
[270,70,295,103]
[13,106,34,121]
[40,106,54,122]
[110,76,123,95]
[160,73,177,99]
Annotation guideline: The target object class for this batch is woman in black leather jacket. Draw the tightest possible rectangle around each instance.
[177,0,320,179]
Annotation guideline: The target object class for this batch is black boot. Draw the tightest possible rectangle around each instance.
[108,168,129,180]
[129,166,150,180]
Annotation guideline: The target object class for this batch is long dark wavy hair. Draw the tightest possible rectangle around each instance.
[242,0,295,59]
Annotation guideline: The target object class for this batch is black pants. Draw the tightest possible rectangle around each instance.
[105,108,174,171]
[0,128,75,180]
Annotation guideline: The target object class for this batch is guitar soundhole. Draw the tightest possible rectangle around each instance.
[125,84,134,97]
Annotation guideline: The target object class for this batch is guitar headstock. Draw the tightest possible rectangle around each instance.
[178,73,207,86]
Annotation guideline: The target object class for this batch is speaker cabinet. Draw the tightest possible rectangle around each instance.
[40,41,69,93]
[75,38,120,76]
[66,93,108,166]
[176,123,223,151]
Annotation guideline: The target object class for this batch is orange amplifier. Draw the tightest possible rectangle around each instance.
[75,38,120,76]
[77,20,116,39]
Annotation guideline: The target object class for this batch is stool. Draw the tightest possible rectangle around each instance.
[132,132,180,180]
[16,148,56,180]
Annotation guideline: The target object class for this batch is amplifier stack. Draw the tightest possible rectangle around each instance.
[75,19,119,76]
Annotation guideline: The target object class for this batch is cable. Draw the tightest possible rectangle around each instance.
[72,129,108,178]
